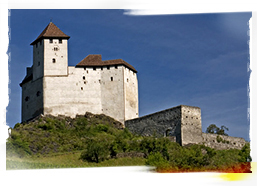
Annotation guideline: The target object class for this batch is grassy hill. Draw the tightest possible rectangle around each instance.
[6,113,251,172]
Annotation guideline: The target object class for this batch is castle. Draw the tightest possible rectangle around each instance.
[20,22,138,124]
[20,23,246,150]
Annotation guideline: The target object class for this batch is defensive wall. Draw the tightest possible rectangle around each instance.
[125,105,246,149]
[125,105,203,146]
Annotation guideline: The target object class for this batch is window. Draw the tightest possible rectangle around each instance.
[25,96,29,102]
[127,78,129,82]
[111,77,113,81]
[115,65,118,69]
[50,39,53,43]
[83,76,85,80]
[84,67,86,70]
[101,67,103,70]
[93,67,96,71]
[52,58,56,63]
[38,61,40,66]
[36,91,41,97]
[81,87,83,90]
[59,39,62,44]
[54,47,59,51]
[107,66,110,70]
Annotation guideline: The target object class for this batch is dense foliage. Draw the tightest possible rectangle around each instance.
[6,114,251,172]
[206,124,229,136]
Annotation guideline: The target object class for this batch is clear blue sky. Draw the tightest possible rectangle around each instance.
[7,9,251,141]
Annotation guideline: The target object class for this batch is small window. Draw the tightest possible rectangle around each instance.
[127,78,129,82]
[186,116,188,118]
[111,77,113,81]
[83,76,85,80]
[38,61,40,66]
[50,39,53,43]
[84,67,86,70]
[25,96,29,102]
[36,91,41,97]
[54,47,59,51]
[107,66,110,70]
[81,87,83,90]
[93,67,96,71]
[59,39,62,44]
[101,67,103,70]
[52,58,56,63]
[115,65,118,69]
[87,70,89,74]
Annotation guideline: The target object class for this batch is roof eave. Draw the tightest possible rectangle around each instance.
[30,36,70,45]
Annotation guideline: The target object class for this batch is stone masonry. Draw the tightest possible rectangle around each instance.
[125,105,246,149]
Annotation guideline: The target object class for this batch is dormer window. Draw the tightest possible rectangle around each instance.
[59,39,62,44]
[49,39,53,43]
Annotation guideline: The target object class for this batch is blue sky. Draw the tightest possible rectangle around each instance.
[7,10,251,141]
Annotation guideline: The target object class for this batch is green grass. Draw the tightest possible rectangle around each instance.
[6,151,146,170]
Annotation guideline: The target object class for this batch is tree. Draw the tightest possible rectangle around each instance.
[206,124,229,136]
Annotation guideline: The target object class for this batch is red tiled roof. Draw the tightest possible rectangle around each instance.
[76,54,137,73]
[30,22,70,45]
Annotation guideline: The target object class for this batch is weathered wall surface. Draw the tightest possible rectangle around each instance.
[42,65,138,124]
[22,77,43,122]
[124,67,138,121]
[44,39,68,76]
[202,133,246,150]
[43,66,102,118]
[101,66,125,124]
[181,106,202,145]
[125,106,182,144]
[32,40,44,80]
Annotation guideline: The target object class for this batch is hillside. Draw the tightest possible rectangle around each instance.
[6,113,251,172]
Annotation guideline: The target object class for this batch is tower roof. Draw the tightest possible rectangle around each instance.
[30,22,70,45]
[76,54,137,73]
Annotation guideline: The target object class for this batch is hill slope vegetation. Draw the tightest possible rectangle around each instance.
[6,113,251,172]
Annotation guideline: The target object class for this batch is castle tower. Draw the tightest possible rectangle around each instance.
[20,22,138,124]
[30,22,70,79]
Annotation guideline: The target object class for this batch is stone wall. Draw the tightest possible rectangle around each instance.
[202,133,246,150]
[22,77,43,122]
[180,106,202,145]
[125,106,182,144]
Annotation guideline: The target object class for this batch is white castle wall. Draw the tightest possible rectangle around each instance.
[124,67,139,121]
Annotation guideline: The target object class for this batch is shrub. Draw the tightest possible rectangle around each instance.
[80,134,114,163]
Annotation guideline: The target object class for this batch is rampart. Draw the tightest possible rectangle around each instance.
[125,105,203,146]
[125,105,246,149]
[202,133,246,150]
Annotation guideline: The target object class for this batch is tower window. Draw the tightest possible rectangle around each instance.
[83,76,85,80]
[107,66,110,70]
[115,65,118,69]
[81,87,83,90]
[49,39,53,43]
[93,67,96,71]
[59,39,62,44]
[111,77,113,81]
[52,58,56,63]
[54,47,59,51]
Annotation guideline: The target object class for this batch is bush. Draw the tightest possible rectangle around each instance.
[80,134,114,163]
